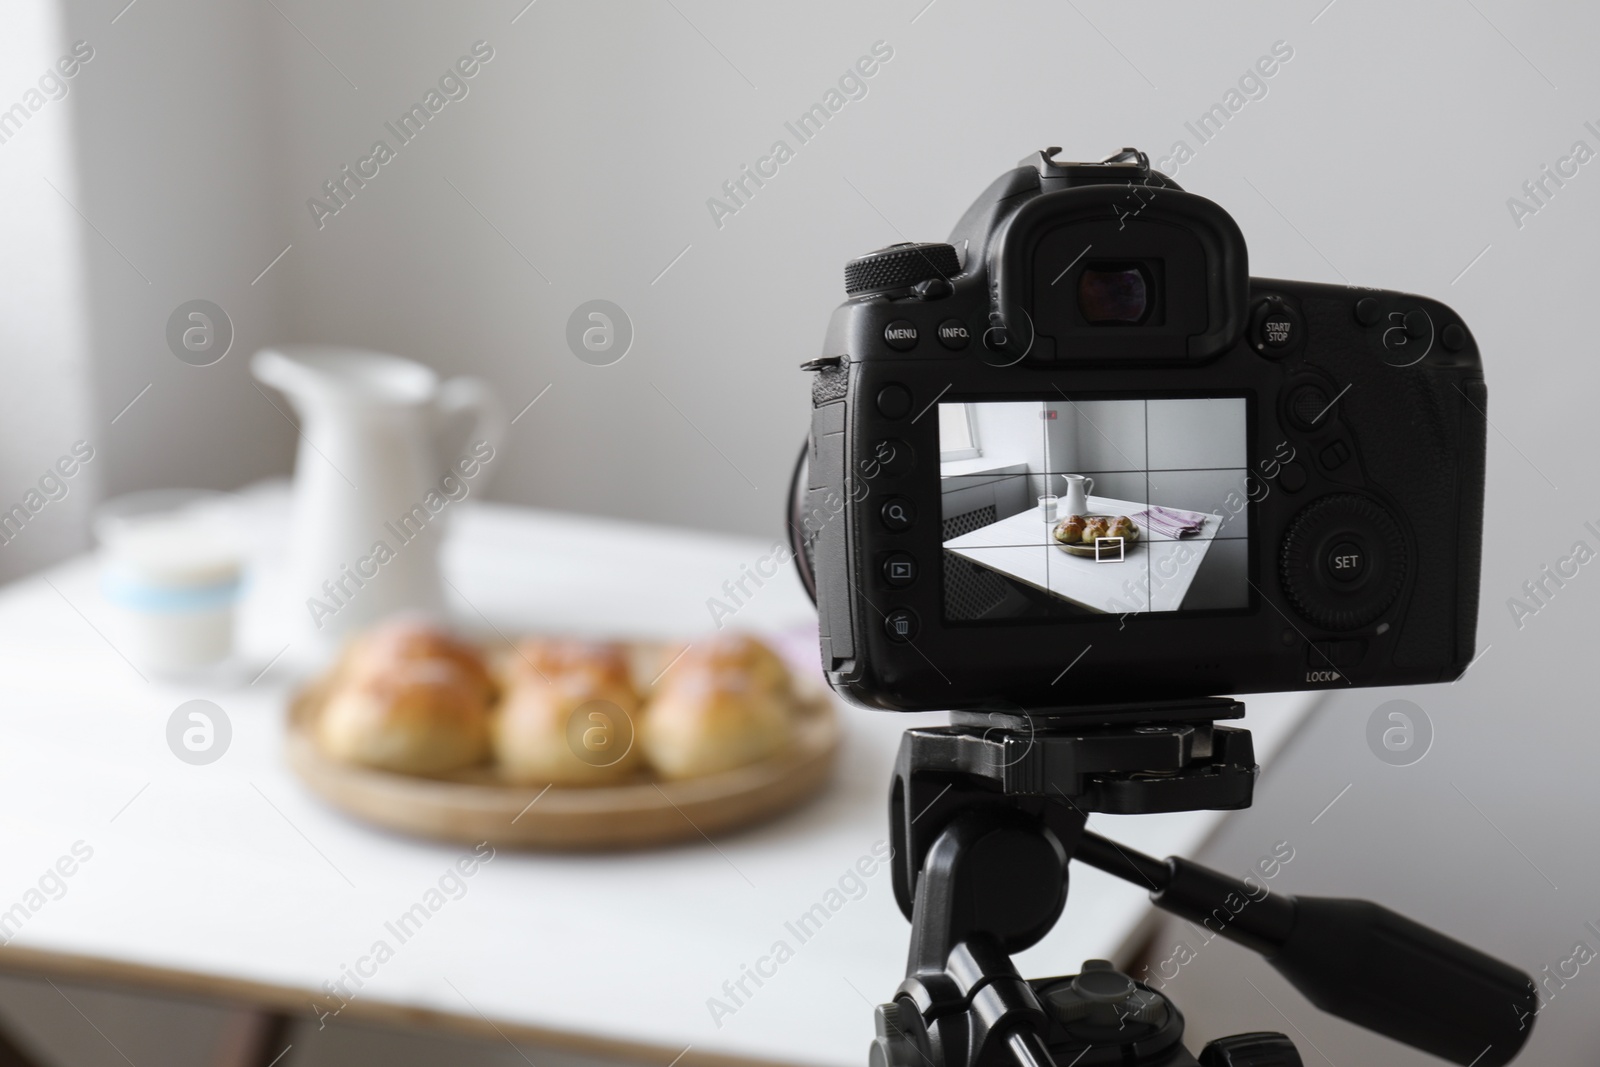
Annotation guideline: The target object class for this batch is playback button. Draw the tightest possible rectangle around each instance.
[882,553,918,588]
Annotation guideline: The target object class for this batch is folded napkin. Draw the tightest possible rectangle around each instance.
[1131,505,1207,538]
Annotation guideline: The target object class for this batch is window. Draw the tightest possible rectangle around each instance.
[939,403,981,462]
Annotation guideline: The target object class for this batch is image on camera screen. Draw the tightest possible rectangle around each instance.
[938,397,1250,621]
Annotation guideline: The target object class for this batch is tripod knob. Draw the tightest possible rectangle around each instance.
[869,1001,923,1067]
[1042,960,1169,1030]
[1198,1032,1302,1067]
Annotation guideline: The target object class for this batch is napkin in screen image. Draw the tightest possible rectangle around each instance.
[1131,505,1207,538]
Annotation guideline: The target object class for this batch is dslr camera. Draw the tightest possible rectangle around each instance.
[799,147,1487,714]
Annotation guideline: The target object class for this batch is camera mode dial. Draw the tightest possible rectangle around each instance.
[845,242,960,297]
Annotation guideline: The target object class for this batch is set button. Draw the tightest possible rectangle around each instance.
[1325,540,1367,583]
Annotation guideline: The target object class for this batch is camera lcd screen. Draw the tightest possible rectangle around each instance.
[938,398,1250,621]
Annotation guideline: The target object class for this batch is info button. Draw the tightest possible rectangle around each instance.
[936,319,971,350]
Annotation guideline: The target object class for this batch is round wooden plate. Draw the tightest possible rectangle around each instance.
[286,666,841,851]
[1053,516,1142,558]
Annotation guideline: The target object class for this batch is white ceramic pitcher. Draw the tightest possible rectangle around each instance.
[1059,473,1096,516]
[252,346,504,647]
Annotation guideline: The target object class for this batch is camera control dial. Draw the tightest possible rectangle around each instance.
[845,242,960,297]
[1280,494,1407,631]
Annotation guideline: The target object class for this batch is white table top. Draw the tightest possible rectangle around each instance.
[0,485,1314,1067]
[943,495,1225,614]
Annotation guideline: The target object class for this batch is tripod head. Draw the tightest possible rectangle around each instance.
[873,707,1537,1067]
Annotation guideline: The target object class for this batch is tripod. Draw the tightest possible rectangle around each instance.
[871,702,1537,1067]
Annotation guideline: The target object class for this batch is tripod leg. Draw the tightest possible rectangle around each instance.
[211,1009,293,1067]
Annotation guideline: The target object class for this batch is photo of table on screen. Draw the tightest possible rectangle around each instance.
[937,398,1251,620]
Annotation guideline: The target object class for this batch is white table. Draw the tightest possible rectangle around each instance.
[0,485,1313,1067]
[943,495,1225,614]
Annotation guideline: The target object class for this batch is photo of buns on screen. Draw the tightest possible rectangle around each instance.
[494,667,644,786]
[1053,515,1086,543]
[316,659,492,775]
[642,670,793,780]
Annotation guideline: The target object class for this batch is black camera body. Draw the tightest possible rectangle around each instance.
[802,148,1487,713]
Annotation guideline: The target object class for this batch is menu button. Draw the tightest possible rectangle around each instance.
[883,320,919,351]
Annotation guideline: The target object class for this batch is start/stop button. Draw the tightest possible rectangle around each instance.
[1250,296,1302,357]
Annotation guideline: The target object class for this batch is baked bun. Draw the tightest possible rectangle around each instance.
[1053,516,1086,544]
[317,659,490,774]
[338,616,494,703]
[1082,517,1110,544]
[641,673,792,780]
[656,632,791,698]
[494,674,642,785]
[505,638,634,693]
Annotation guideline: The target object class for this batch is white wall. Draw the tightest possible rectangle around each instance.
[57,0,294,507]
[0,0,98,582]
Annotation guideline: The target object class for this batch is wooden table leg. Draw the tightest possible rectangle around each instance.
[0,1023,47,1067]
[212,1009,293,1067]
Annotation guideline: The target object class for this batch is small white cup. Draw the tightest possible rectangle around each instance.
[1039,494,1059,522]
[96,491,244,675]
